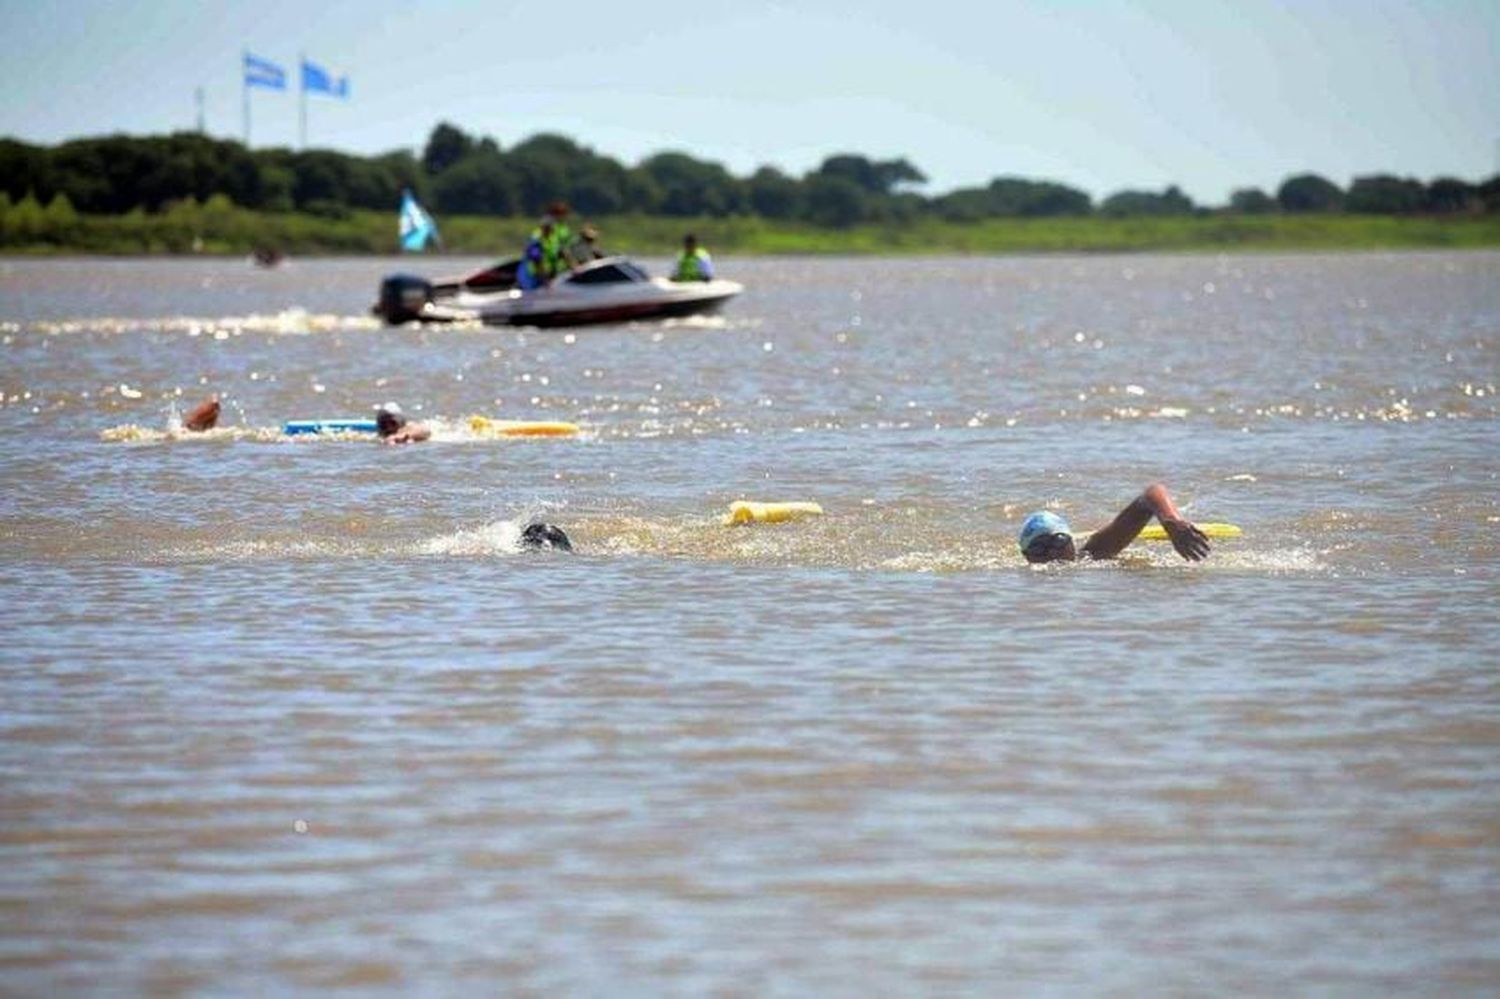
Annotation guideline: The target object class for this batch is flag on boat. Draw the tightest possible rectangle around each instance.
[301,58,349,98]
[243,52,286,90]
[399,189,440,252]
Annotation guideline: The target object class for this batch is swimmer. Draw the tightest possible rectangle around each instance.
[181,395,220,431]
[520,522,572,552]
[374,402,431,444]
[1018,482,1211,564]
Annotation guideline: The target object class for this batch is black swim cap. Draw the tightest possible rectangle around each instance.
[520,522,572,552]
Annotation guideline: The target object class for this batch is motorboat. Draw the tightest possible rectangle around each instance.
[374,256,743,328]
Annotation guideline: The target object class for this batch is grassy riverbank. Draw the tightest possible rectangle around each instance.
[4,195,1499,256]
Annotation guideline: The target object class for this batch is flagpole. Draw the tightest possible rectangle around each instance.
[242,50,250,146]
[299,52,306,149]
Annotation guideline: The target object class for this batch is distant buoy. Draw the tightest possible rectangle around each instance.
[723,500,824,525]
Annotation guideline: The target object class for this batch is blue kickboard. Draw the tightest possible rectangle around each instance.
[282,419,379,435]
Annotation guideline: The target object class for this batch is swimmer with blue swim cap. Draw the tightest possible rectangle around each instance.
[1018,510,1077,563]
[1019,483,1211,564]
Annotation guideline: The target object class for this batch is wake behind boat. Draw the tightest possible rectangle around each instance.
[374,255,743,328]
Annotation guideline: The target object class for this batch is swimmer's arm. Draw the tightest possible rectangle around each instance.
[1081,482,1210,561]
[385,422,432,444]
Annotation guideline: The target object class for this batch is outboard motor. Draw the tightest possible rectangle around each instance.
[375,273,434,324]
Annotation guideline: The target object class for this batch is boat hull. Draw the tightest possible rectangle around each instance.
[497,285,739,327]
[421,279,742,328]
[377,256,742,329]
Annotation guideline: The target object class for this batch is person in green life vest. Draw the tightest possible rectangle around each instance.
[523,210,571,283]
[672,233,715,282]
[544,201,575,272]
[528,217,562,282]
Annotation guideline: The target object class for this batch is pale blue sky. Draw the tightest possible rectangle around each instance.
[1,0,1496,205]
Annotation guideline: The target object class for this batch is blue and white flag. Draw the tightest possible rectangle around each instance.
[301,58,350,99]
[243,52,286,90]
[399,189,439,251]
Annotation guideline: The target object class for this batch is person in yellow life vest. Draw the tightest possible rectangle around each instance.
[544,201,576,269]
[524,216,568,282]
[671,233,714,282]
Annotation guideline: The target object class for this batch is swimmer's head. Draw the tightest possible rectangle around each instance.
[1019,510,1075,563]
[520,522,572,552]
[374,401,406,437]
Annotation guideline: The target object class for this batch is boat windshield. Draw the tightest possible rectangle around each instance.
[567,259,650,285]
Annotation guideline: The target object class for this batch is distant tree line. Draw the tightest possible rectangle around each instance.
[2,125,1498,226]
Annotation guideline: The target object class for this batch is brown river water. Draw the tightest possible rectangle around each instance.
[1,252,1497,993]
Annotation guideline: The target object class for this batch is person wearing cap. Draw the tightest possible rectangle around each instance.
[671,233,714,282]
[374,402,430,444]
[1018,482,1211,564]
[573,223,606,262]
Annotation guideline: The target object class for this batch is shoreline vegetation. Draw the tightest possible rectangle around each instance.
[3,125,1499,255]
[4,197,1500,257]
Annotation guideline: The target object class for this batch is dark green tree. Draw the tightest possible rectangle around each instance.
[422,122,476,175]
[1228,187,1276,213]
[1424,177,1475,214]
[746,166,801,219]
[1277,173,1344,213]
[985,177,1091,216]
[636,151,743,216]
[1479,175,1500,213]
[801,174,868,227]
[431,152,519,215]
[1099,185,1194,217]
[1345,174,1425,213]
[814,154,925,194]
[0,139,54,202]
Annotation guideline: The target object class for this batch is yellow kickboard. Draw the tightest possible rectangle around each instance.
[468,415,580,437]
[1138,522,1242,541]
[723,501,824,525]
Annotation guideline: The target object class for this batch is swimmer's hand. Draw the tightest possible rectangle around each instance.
[1161,517,1210,561]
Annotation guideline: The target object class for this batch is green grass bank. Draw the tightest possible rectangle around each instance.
[4,194,1499,256]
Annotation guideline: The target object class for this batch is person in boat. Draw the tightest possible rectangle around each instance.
[517,226,550,291]
[574,223,606,261]
[181,395,220,431]
[519,214,574,288]
[523,201,575,279]
[1017,482,1211,564]
[544,201,574,266]
[671,233,715,282]
[374,401,431,444]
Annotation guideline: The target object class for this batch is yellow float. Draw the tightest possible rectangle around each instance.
[723,501,825,525]
[1137,522,1242,541]
[467,416,580,437]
